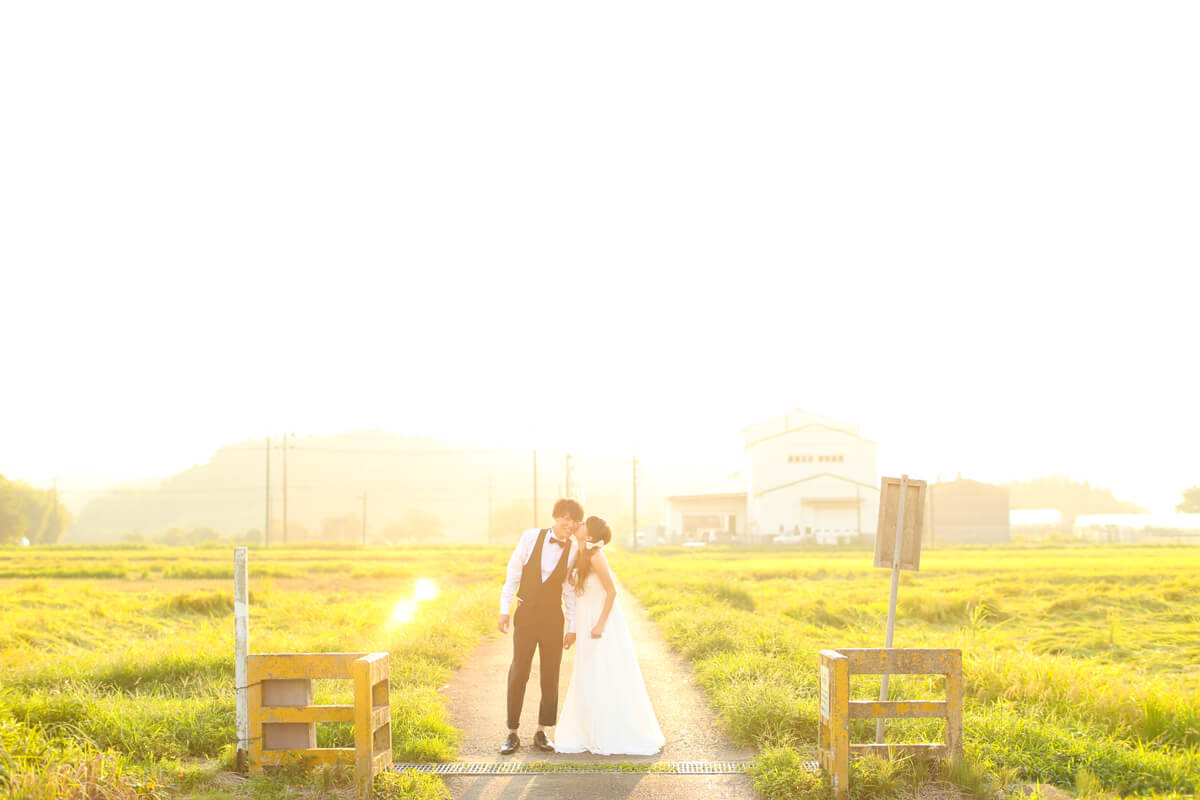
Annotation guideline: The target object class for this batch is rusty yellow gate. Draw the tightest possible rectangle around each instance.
[247,651,392,800]
[818,648,963,799]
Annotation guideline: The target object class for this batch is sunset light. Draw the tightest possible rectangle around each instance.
[389,599,418,628]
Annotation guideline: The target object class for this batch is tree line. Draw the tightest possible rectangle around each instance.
[0,474,70,544]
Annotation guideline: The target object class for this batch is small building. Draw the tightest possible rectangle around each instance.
[928,477,1010,544]
[663,492,748,545]
[1010,508,1064,539]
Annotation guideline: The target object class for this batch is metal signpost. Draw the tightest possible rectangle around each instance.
[235,547,249,771]
[872,475,926,742]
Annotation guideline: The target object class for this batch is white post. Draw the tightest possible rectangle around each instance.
[234,546,249,770]
[876,474,907,743]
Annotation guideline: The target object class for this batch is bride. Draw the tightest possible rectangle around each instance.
[554,516,665,755]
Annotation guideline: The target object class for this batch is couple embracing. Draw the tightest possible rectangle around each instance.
[498,498,665,756]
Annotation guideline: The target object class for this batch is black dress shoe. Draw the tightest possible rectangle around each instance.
[500,733,520,755]
[533,730,555,752]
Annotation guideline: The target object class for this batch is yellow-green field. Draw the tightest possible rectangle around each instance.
[617,545,1200,800]
[3,543,1198,800]
[0,545,504,800]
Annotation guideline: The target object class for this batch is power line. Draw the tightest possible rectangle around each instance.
[287,446,516,455]
[57,484,519,495]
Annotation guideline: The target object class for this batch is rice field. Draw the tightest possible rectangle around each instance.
[5,542,1198,800]
[0,544,503,800]
[616,544,1200,800]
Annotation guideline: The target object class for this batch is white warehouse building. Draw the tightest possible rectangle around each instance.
[665,409,879,545]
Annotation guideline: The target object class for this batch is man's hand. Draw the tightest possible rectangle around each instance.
[563,632,577,649]
[498,614,510,634]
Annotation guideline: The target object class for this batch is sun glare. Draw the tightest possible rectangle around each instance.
[387,578,439,628]
[414,578,438,602]
[390,599,418,627]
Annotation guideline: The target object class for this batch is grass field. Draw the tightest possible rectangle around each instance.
[5,543,1199,800]
[615,544,1200,800]
[0,544,504,800]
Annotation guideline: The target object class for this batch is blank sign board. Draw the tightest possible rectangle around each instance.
[874,477,926,571]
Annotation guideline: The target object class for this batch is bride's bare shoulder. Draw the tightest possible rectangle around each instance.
[591,548,615,575]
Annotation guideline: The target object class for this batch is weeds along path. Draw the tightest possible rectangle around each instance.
[439,578,759,800]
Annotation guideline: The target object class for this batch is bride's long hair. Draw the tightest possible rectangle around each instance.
[569,516,612,591]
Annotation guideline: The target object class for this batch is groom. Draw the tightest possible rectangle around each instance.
[497,498,582,755]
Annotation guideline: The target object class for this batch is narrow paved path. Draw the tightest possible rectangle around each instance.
[438,580,759,799]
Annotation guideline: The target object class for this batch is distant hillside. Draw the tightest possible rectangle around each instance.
[1004,475,1146,529]
[68,431,717,543]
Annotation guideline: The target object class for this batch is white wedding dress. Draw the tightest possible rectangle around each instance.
[554,567,665,755]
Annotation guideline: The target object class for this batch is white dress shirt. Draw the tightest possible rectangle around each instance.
[500,527,578,633]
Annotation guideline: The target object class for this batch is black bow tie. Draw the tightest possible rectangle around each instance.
[548,537,569,547]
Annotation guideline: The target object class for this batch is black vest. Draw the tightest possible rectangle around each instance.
[516,528,571,616]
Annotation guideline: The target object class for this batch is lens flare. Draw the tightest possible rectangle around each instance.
[390,599,418,626]
[414,578,438,602]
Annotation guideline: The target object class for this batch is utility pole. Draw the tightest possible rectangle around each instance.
[361,492,367,546]
[929,476,938,548]
[632,454,638,551]
[50,478,58,543]
[532,450,538,529]
[282,434,289,545]
[264,437,271,547]
[856,484,861,538]
[487,474,494,544]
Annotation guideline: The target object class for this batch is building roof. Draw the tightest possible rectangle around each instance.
[743,408,873,450]
[931,477,1008,494]
[665,492,747,503]
[755,472,879,498]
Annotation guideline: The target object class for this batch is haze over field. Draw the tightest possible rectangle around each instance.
[2,1,1197,515]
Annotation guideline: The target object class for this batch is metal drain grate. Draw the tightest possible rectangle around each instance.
[391,761,754,775]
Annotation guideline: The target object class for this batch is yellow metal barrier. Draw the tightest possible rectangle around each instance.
[818,648,963,800]
[247,652,392,799]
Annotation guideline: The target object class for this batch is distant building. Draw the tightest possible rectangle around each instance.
[664,409,879,545]
[1074,513,1200,543]
[928,477,1010,544]
[662,492,748,545]
[1010,508,1063,539]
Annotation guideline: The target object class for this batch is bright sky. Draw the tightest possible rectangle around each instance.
[2,2,1197,513]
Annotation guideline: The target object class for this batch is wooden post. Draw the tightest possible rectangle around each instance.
[353,657,372,800]
[944,649,964,759]
[876,474,908,743]
[234,547,249,772]
[830,652,850,800]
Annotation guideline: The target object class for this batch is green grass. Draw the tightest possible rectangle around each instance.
[0,544,506,799]
[615,544,1200,800]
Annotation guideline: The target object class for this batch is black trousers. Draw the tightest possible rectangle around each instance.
[506,605,564,730]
